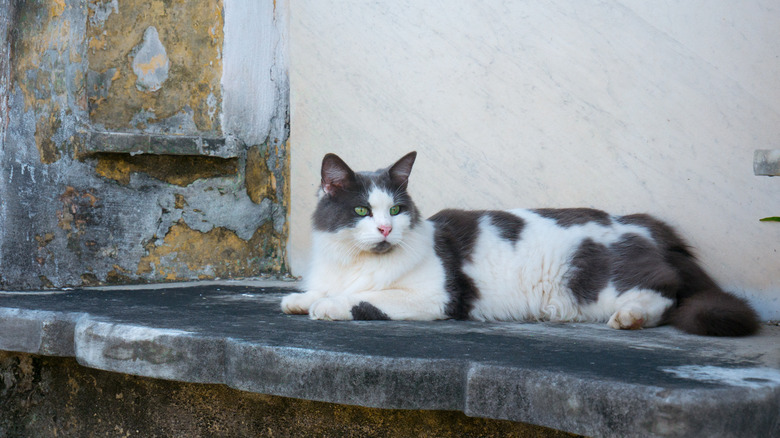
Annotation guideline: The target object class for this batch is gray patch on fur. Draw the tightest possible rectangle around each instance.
[486,211,525,243]
[609,233,680,297]
[429,209,483,319]
[617,214,691,256]
[313,158,421,233]
[312,169,371,232]
[567,239,610,303]
[371,241,393,254]
[351,302,390,320]
[534,208,612,227]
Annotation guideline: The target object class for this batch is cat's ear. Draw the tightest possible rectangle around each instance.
[321,153,356,196]
[389,151,417,189]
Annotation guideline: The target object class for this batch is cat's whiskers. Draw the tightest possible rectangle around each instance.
[346,242,364,261]
[395,238,418,256]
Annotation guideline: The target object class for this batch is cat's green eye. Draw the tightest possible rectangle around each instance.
[354,206,370,216]
[389,205,401,216]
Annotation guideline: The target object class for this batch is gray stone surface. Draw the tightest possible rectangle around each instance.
[82,130,238,158]
[754,149,780,176]
[1,281,779,438]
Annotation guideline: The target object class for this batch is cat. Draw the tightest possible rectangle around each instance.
[281,151,760,336]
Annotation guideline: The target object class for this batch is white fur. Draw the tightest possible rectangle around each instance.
[466,209,669,326]
[281,186,449,320]
[281,195,675,329]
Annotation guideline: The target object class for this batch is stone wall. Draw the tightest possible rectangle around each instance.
[0,0,289,289]
[0,352,574,438]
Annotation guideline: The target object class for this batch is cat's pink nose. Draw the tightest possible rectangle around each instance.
[378,225,392,237]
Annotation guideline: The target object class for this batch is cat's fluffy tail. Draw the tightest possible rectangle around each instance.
[629,214,762,337]
[670,288,760,337]
[621,213,760,336]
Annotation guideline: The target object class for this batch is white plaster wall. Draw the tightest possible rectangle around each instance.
[222,0,288,147]
[289,1,780,319]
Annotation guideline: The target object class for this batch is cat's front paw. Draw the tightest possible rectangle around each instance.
[309,297,354,321]
[281,291,321,315]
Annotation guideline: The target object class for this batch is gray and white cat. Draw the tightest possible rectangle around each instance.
[281,152,759,336]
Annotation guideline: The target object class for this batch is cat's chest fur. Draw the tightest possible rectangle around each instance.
[305,220,445,296]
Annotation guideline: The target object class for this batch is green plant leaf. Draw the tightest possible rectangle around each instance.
[759,216,780,222]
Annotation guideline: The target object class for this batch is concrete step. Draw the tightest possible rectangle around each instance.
[1,281,778,437]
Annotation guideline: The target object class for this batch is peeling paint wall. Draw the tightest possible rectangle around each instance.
[0,0,13,288]
[10,0,86,164]
[0,0,290,289]
[86,0,223,134]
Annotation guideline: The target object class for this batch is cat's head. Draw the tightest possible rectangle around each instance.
[312,151,421,254]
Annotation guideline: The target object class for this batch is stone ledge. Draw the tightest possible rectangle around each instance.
[1,281,779,438]
[80,130,239,158]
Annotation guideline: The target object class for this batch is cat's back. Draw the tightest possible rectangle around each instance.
[429,207,642,283]
[428,207,648,256]
[428,207,663,321]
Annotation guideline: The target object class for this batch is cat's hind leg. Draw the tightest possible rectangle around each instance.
[281,290,327,315]
[606,289,674,330]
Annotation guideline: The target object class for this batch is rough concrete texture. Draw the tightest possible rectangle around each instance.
[0,0,290,289]
[0,0,12,289]
[0,140,286,288]
[1,282,779,437]
[87,0,223,134]
[0,353,575,438]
